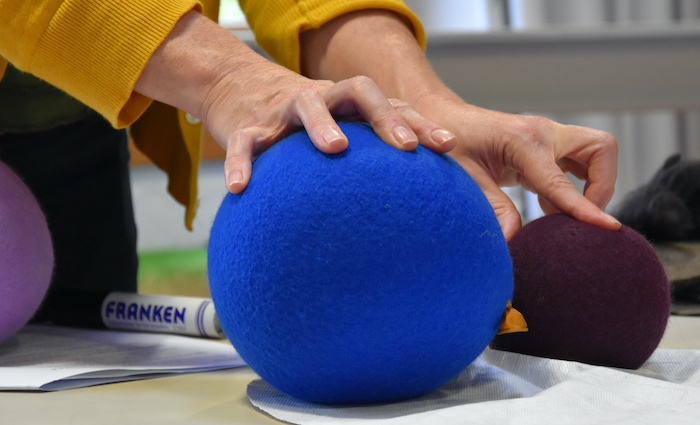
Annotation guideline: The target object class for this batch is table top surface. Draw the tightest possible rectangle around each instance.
[1,315,699,425]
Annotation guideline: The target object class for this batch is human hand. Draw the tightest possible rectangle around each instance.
[293,9,620,240]
[417,96,620,241]
[200,68,457,194]
[134,11,456,195]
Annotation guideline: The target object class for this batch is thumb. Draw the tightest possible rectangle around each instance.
[467,167,522,241]
[486,186,522,242]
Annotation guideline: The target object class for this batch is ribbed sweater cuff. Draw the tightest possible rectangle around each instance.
[245,0,426,74]
[29,0,202,128]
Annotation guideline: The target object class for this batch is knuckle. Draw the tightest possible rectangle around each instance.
[391,101,416,118]
[517,116,551,142]
[225,145,247,159]
[388,97,409,109]
[307,117,338,132]
[596,130,618,152]
[345,75,381,97]
[373,110,402,129]
[292,88,322,107]
[225,151,246,165]
[347,75,377,92]
[546,172,576,194]
[527,114,555,128]
[226,128,259,154]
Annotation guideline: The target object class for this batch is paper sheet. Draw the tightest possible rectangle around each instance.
[248,348,700,425]
[0,324,245,391]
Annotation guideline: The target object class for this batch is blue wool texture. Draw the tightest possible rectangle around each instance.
[208,122,513,405]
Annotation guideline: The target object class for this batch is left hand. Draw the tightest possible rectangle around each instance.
[410,95,621,241]
[295,9,620,240]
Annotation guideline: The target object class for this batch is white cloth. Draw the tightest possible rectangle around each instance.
[247,348,700,425]
[0,325,244,391]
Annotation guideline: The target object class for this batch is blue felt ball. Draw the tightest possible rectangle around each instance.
[208,122,513,405]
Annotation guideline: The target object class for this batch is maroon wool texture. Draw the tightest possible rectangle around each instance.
[491,214,670,369]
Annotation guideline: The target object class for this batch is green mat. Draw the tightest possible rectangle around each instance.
[137,249,211,298]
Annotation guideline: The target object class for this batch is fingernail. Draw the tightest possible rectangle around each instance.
[607,214,622,228]
[393,126,418,147]
[431,129,456,146]
[323,127,344,146]
[228,170,243,188]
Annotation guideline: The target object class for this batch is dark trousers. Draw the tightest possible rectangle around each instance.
[0,111,138,320]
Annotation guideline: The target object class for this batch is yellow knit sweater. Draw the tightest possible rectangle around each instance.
[238,0,425,73]
[0,0,423,229]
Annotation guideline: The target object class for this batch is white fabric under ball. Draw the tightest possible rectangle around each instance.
[248,348,700,425]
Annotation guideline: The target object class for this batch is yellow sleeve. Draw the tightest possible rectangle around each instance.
[0,0,201,129]
[129,0,220,231]
[238,0,425,74]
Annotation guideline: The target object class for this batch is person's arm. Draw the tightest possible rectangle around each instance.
[297,9,620,240]
[134,9,455,192]
[0,0,202,127]
[0,1,454,193]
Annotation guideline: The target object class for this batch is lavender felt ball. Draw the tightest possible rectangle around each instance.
[0,160,53,344]
[491,214,670,369]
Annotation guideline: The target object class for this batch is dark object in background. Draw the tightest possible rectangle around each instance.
[654,242,700,314]
[672,277,700,307]
[614,153,700,311]
[613,153,700,242]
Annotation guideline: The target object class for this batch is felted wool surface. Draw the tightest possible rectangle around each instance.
[491,214,670,369]
[0,160,53,344]
[208,122,513,405]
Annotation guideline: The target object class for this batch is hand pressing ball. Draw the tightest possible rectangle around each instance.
[0,160,54,344]
[491,214,670,369]
[208,122,514,405]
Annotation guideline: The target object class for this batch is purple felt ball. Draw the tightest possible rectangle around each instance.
[491,214,670,369]
[0,160,54,344]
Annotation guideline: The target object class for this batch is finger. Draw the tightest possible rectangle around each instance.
[290,89,349,154]
[324,76,419,151]
[224,128,261,194]
[554,126,618,210]
[490,187,523,242]
[538,195,561,216]
[581,141,618,210]
[522,155,620,231]
[556,157,614,212]
[389,98,457,153]
[455,157,522,240]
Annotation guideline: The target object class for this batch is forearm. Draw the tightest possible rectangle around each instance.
[134,10,279,124]
[300,10,462,111]
[0,0,202,128]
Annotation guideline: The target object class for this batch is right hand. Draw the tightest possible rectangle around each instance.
[133,11,457,194]
[200,68,458,193]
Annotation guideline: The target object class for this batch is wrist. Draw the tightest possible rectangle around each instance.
[134,10,266,121]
